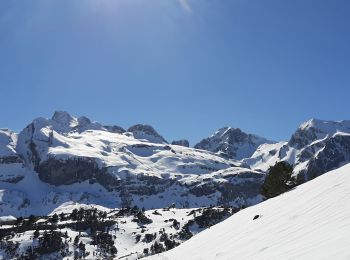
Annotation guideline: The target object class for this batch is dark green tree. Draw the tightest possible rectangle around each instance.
[59,212,65,221]
[151,241,165,254]
[28,214,36,224]
[164,238,177,250]
[15,216,23,225]
[50,213,59,224]
[35,231,63,255]
[74,235,79,246]
[78,241,86,256]
[33,229,40,239]
[70,208,78,221]
[261,161,295,199]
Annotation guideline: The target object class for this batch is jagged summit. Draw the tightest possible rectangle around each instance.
[51,111,77,128]
[194,126,274,160]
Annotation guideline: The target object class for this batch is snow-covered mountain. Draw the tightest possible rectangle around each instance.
[149,163,350,260]
[0,111,264,217]
[244,119,350,183]
[194,127,275,160]
[1,113,350,259]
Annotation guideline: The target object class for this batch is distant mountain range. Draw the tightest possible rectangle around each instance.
[1,111,350,218]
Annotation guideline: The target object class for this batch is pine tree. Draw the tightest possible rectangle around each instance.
[74,235,79,246]
[33,229,40,239]
[261,161,295,199]
[50,213,59,224]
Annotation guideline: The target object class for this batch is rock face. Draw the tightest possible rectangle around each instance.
[245,119,350,182]
[195,127,274,160]
[171,139,189,147]
[36,157,102,186]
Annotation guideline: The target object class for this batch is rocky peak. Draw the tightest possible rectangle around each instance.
[195,127,273,160]
[51,111,78,129]
[289,119,350,149]
[127,124,167,143]
[219,127,248,143]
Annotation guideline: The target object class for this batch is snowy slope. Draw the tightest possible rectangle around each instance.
[243,142,294,172]
[149,163,350,260]
[194,127,275,160]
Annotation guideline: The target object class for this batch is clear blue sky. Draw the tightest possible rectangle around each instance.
[0,0,349,144]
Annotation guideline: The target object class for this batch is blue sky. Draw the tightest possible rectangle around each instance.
[0,0,349,144]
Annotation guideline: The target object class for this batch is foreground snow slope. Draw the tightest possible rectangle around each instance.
[149,163,350,260]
